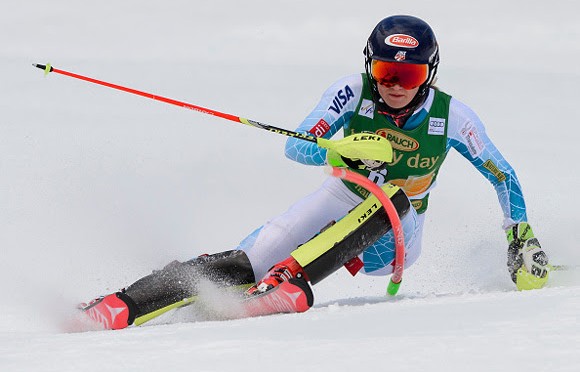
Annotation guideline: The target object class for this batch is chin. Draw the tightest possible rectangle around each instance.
[386,101,409,109]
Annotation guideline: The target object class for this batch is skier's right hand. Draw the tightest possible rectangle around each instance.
[326,148,386,171]
[506,222,550,290]
[322,132,390,171]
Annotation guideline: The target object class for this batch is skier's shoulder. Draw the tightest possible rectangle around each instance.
[322,73,365,98]
[427,87,476,117]
[449,97,479,122]
[443,92,488,136]
[330,73,365,88]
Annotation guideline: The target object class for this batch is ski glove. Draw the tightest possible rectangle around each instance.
[506,222,550,290]
[326,148,386,171]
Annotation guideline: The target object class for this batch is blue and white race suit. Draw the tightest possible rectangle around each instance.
[238,74,526,279]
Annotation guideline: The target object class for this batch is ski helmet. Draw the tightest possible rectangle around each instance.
[364,15,440,116]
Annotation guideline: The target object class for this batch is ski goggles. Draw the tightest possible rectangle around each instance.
[371,60,429,90]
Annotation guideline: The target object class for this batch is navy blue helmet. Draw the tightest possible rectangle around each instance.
[364,15,440,115]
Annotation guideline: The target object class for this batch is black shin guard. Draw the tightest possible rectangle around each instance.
[123,250,255,318]
[295,187,410,285]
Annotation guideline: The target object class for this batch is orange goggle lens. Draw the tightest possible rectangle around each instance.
[371,60,429,89]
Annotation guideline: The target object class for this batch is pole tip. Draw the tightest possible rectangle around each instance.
[32,63,53,76]
[387,278,401,296]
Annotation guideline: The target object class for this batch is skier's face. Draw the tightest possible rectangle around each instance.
[377,83,420,109]
[370,60,427,109]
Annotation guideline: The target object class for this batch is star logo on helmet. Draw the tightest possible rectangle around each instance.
[394,51,406,61]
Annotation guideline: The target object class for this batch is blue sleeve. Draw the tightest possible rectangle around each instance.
[285,74,364,166]
[447,98,527,228]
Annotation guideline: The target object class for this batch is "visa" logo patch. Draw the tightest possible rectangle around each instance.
[328,85,355,116]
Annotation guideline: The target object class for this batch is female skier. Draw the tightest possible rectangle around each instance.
[80,15,550,330]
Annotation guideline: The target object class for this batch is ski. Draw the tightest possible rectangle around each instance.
[241,278,314,317]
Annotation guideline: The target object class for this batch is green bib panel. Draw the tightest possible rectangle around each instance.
[344,74,452,214]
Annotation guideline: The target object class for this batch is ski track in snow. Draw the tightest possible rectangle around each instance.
[2,281,580,371]
[2,1,580,371]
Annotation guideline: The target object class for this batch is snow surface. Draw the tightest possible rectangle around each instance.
[2,0,580,371]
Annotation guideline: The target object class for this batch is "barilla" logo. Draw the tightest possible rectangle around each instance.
[385,34,419,48]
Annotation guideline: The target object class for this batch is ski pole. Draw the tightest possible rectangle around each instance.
[33,63,393,161]
[550,264,579,271]
[32,63,392,162]
[328,167,405,296]
[33,63,317,143]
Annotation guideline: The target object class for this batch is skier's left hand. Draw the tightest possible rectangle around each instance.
[506,222,550,290]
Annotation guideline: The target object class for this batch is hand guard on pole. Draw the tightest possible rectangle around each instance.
[324,133,391,171]
[506,222,550,290]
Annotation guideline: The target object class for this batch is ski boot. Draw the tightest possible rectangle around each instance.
[246,256,308,295]
[78,292,137,330]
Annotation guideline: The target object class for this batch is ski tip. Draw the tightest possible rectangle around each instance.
[32,63,53,76]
